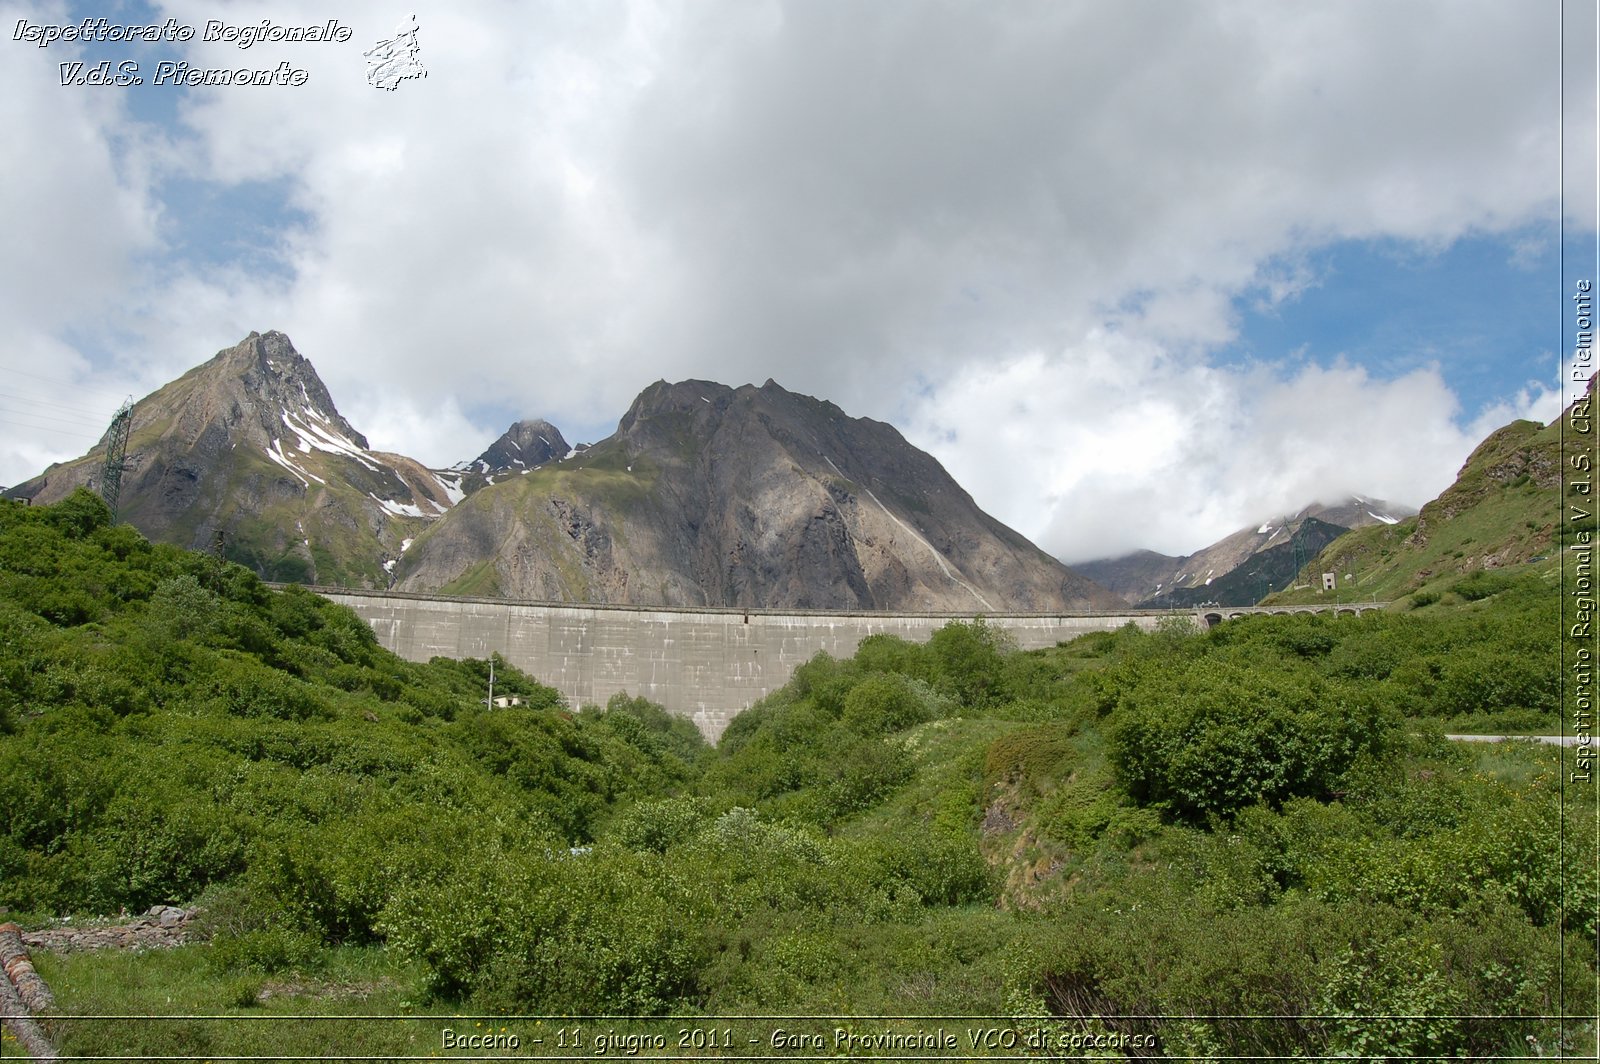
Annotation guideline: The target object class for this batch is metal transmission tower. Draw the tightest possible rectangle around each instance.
[99,398,134,523]
[1289,521,1311,590]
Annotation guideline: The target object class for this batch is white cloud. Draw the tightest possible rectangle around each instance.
[2,0,1586,561]
[0,5,162,330]
[1467,352,1596,444]
[907,344,1493,564]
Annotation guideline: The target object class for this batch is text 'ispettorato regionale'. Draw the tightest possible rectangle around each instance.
[14,18,353,87]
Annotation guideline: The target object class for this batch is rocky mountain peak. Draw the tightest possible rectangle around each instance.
[616,379,735,434]
[612,378,889,474]
[204,331,369,450]
[396,374,1119,611]
[469,419,571,474]
[7,330,459,587]
[128,331,373,467]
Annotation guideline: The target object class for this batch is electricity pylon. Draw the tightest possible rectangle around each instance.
[99,398,133,523]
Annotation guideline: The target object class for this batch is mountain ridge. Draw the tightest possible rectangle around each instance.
[395,375,1119,610]
[17,328,1562,614]
[7,332,458,585]
[1076,496,1415,607]
[1268,388,1588,605]
[6,331,1117,612]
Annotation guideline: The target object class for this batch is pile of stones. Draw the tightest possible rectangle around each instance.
[19,905,197,954]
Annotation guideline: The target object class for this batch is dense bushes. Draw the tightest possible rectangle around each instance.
[0,492,1587,1054]
[1009,887,1577,1060]
[1108,655,1395,823]
[0,492,705,930]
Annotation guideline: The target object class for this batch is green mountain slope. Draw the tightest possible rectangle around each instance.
[1270,399,1589,606]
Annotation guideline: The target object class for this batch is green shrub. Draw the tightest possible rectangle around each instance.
[927,619,1013,707]
[820,733,915,818]
[983,723,1075,786]
[863,829,992,907]
[1431,646,1556,718]
[148,574,221,642]
[208,927,323,974]
[44,488,112,538]
[80,775,248,911]
[599,691,710,765]
[841,672,933,736]
[851,633,928,678]
[610,797,715,853]
[203,654,332,721]
[1108,658,1395,823]
[1451,568,1526,601]
[1315,935,1467,1059]
[383,846,711,1012]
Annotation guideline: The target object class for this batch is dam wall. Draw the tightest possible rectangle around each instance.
[311,588,1378,740]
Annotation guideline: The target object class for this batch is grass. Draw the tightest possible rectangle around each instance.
[423,449,667,598]
[439,557,501,597]
[517,450,661,511]
[847,716,1017,838]
[1460,736,1566,790]
[33,944,436,1060]
[29,929,1018,1056]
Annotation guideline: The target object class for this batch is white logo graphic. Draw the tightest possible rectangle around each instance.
[365,13,425,90]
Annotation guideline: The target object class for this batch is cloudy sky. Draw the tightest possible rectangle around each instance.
[2,0,1595,564]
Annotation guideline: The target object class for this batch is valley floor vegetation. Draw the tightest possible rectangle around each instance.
[0,490,1592,1060]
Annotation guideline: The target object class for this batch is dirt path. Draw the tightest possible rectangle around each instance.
[1446,734,1581,747]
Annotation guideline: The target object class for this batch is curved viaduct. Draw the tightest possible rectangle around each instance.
[310,587,1384,741]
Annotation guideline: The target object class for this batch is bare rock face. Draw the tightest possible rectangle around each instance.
[397,378,1121,612]
[469,419,570,474]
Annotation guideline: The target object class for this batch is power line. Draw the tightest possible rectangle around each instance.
[0,364,88,388]
[0,415,101,441]
[0,390,118,418]
[0,404,107,430]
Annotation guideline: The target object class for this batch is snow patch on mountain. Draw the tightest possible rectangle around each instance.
[370,495,430,519]
[433,471,467,505]
[281,410,381,472]
[266,438,326,486]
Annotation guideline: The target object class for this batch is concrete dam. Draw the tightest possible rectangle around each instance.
[312,587,1380,740]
